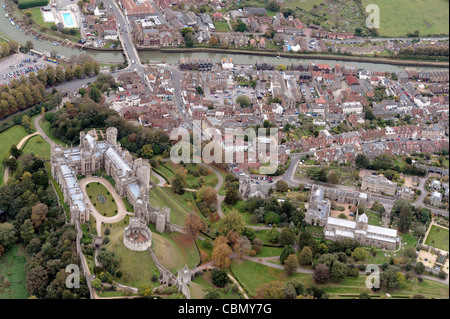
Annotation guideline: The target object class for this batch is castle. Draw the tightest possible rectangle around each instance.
[51,127,170,233]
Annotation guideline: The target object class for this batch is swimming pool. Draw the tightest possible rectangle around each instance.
[62,13,74,28]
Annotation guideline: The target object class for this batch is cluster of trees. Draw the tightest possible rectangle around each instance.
[0,153,90,298]
[391,199,431,233]
[355,153,427,176]
[16,0,49,9]
[244,196,305,227]
[397,46,449,61]
[255,279,329,299]
[181,27,194,47]
[0,75,46,119]
[48,79,171,155]
[1,41,19,58]
[306,166,340,184]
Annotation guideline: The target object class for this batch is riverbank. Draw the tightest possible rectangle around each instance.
[148,46,449,68]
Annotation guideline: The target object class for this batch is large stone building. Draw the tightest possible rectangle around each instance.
[306,186,398,249]
[324,213,398,250]
[361,174,397,196]
[51,127,170,233]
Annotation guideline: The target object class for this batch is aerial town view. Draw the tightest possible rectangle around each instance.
[0,0,448,310]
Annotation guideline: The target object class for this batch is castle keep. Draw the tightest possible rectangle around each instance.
[51,127,170,233]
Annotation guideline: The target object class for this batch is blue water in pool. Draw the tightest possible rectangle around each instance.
[63,13,74,28]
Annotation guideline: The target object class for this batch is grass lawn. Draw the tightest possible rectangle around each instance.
[104,228,160,288]
[85,182,119,218]
[122,197,134,213]
[26,7,55,29]
[365,232,419,265]
[254,229,282,247]
[425,225,449,252]
[213,21,231,32]
[161,162,219,189]
[190,270,241,299]
[0,245,28,299]
[21,135,50,159]
[362,0,449,36]
[365,211,383,227]
[285,0,324,11]
[231,260,448,299]
[255,246,283,258]
[38,119,66,146]
[0,125,29,184]
[149,186,197,227]
[150,224,200,273]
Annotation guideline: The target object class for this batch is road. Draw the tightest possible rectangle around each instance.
[103,0,151,93]
[283,156,449,217]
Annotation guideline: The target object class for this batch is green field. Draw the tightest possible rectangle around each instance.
[284,0,324,10]
[149,186,197,227]
[0,245,28,299]
[26,7,55,28]
[362,0,449,36]
[104,229,160,288]
[0,125,29,184]
[231,259,449,298]
[425,225,449,252]
[213,21,231,32]
[190,270,241,299]
[38,119,66,146]
[21,135,50,159]
[85,182,119,218]
[150,225,200,273]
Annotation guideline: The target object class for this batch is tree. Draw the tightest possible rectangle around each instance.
[89,86,102,103]
[280,245,295,264]
[30,203,48,229]
[275,180,289,193]
[380,265,401,291]
[267,228,279,244]
[184,213,205,237]
[197,186,218,211]
[299,246,313,265]
[211,269,228,287]
[139,144,154,159]
[327,172,339,184]
[279,228,296,246]
[236,95,251,107]
[224,187,239,205]
[8,41,19,52]
[25,40,34,51]
[212,237,232,269]
[218,209,245,235]
[403,247,416,260]
[352,247,368,261]
[209,35,218,46]
[20,219,35,244]
[284,254,298,276]
[355,154,370,169]
[9,145,22,159]
[414,262,425,274]
[171,169,187,194]
[255,281,285,299]
[0,223,16,250]
[252,238,263,253]
[235,236,252,257]
[398,206,412,233]
[313,264,330,283]
[330,261,347,282]
[74,65,83,78]
[26,266,49,298]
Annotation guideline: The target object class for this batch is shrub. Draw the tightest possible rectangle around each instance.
[18,0,49,10]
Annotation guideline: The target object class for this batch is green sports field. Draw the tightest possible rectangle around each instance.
[362,0,449,36]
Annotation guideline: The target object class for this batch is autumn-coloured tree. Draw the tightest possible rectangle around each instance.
[196,186,218,210]
[218,209,245,235]
[313,264,330,283]
[30,203,48,229]
[212,237,232,269]
[284,254,299,276]
[226,230,240,247]
[255,281,285,299]
[298,246,313,265]
[235,236,251,258]
[184,213,205,237]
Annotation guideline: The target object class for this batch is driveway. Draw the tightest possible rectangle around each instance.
[78,176,133,235]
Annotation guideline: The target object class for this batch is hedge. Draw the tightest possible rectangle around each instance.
[18,0,49,9]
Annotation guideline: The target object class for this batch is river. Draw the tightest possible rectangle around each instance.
[1,0,446,71]
[1,0,124,63]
